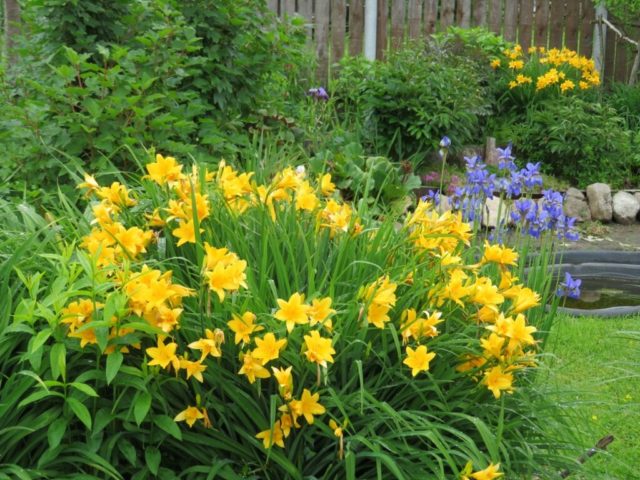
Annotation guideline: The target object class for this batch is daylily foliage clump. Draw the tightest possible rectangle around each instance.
[45,152,548,477]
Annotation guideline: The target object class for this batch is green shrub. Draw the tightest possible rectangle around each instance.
[511,97,635,187]
[333,42,491,164]
[605,82,640,130]
[0,0,310,200]
[433,26,513,66]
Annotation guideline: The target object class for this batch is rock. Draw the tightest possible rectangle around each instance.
[586,183,612,222]
[482,196,512,228]
[563,187,591,222]
[612,191,640,225]
[436,195,452,214]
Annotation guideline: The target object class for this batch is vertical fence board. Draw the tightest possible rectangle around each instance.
[518,0,534,50]
[440,0,455,29]
[614,39,628,82]
[488,0,502,34]
[315,0,331,81]
[298,0,312,18]
[472,0,488,27]
[424,0,438,33]
[534,0,549,47]
[408,0,423,38]
[391,0,405,48]
[504,1,519,41]
[456,0,471,28]
[604,18,616,81]
[271,0,617,84]
[564,0,580,50]
[332,0,346,62]
[376,0,388,59]
[349,0,365,55]
[549,0,566,48]
[580,0,596,57]
[282,0,296,16]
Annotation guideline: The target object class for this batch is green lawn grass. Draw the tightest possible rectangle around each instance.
[542,313,640,479]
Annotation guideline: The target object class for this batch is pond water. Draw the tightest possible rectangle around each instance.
[561,276,640,310]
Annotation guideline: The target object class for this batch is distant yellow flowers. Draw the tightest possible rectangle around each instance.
[495,45,600,94]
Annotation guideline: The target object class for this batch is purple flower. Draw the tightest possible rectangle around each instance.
[520,162,543,189]
[422,171,440,183]
[307,87,329,100]
[497,143,517,171]
[440,136,451,148]
[557,272,581,299]
[425,189,441,206]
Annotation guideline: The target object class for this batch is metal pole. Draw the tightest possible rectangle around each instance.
[364,0,377,60]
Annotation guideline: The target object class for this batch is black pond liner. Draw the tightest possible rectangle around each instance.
[545,250,640,317]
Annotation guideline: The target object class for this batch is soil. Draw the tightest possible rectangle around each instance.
[563,223,640,252]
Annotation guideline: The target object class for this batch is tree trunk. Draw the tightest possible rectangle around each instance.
[3,0,22,66]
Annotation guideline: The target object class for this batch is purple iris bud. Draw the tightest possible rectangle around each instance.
[515,198,534,214]
[557,272,581,299]
[307,87,329,100]
[425,189,441,206]
[521,162,543,189]
[440,136,451,148]
[496,143,514,161]
[497,143,518,171]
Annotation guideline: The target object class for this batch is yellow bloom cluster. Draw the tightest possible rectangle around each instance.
[461,461,504,480]
[405,200,471,253]
[64,153,542,469]
[493,45,600,93]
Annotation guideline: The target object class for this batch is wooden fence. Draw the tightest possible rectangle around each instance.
[268,0,639,84]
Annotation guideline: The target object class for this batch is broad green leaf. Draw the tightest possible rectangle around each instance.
[153,414,182,440]
[106,351,123,385]
[49,343,66,381]
[134,391,152,425]
[145,446,161,475]
[47,418,67,449]
[67,398,92,430]
[118,438,137,466]
[70,382,99,397]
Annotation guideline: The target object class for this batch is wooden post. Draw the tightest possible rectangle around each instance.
[534,0,550,48]
[472,0,488,27]
[424,0,438,34]
[376,0,388,59]
[316,0,331,82]
[503,1,519,42]
[3,0,22,67]
[332,0,347,63]
[349,0,365,55]
[485,137,499,167]
[457,0,471,28]
[579,0,596,57]
[549,0,566,48]
[441,0,455,30]
[407,0,422,39]
[488,0,502,35]
[391,0,405,49]
[564,0,581,51]
[519,0,535,51]
[593,4,607,77]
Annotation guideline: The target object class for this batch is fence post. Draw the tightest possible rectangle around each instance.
[364,0,378,60]
[593,3,607,77]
